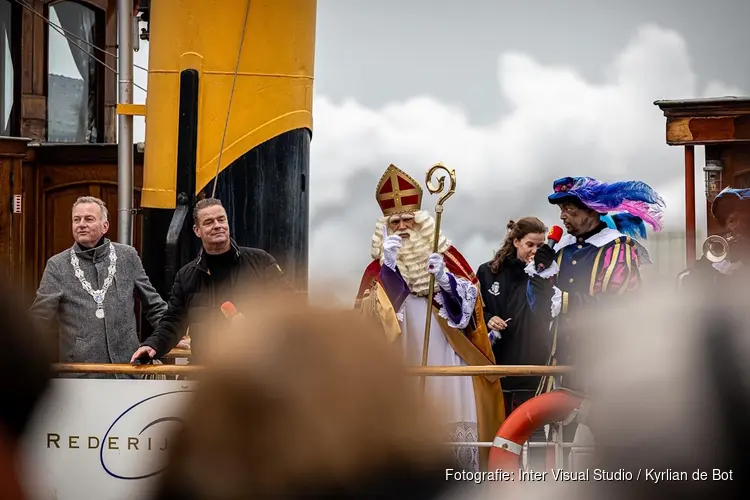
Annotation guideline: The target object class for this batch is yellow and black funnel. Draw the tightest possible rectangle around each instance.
[139,0,315,301]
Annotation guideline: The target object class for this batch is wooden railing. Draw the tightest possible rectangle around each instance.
[51,363,573,376]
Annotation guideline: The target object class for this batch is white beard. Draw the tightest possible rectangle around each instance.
[393,228,433,296]
[370,210,451,297]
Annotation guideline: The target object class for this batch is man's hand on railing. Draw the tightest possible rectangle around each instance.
[130,346,157,364]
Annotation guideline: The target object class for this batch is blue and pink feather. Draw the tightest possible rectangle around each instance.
[549,176,666,239]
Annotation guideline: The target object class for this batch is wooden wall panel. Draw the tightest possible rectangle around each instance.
[42,186,86,264]
[31,0,43,96]
[0,143,146,300]
[0,159,15,283]
[729,147,750,186]
[20,160,38,302]
[0,138,31,290]
[705,144,750,236]
[39,183,142,264]
[20,0,33,95]
[20,0,43,139]
[35,163,144,285]
[104,0,117,142]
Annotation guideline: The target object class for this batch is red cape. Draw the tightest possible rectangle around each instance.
[355,245,504,462]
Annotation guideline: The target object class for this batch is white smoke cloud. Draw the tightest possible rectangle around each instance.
[131,24,743,305]
[307,24,744,304]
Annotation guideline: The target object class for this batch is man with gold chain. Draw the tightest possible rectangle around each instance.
[30,196,167,378]
[355,164,505,472]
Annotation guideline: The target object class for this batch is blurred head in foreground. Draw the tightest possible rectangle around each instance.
[579,281,749,499]
[153,294,457,499]
[476,278,750,500]
[0,286,53,500]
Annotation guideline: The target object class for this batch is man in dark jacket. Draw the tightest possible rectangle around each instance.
[130,198,292,363]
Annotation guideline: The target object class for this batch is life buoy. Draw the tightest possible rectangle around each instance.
[488,391,583,472]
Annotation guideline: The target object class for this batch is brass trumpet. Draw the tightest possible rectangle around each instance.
[703,234,735,263]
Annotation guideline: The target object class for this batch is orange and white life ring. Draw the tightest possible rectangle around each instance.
[488,391,583,472]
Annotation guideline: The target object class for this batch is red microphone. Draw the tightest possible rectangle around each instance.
[547,225,564,249]
[220,301,243,320]
[535,225,563,272]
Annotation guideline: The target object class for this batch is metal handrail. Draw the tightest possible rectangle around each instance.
[51,363,573,376]
[446,441,593,450]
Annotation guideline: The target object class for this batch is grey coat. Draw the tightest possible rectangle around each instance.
[29,239,167,378]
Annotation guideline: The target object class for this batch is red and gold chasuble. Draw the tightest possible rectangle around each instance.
[355,245,506,470]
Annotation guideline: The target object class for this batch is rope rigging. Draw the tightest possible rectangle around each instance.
[210,0,253,199]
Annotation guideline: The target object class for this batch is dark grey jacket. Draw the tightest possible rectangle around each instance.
[29,239,167,378]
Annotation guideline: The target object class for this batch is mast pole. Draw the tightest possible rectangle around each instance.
[117,0,134,245]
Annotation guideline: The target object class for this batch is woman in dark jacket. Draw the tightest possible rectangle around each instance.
[476,217,553,469]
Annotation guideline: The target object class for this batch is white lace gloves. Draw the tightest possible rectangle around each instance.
[381,226,402,270]
[427,252,451,289]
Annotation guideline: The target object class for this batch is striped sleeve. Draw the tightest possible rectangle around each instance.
[557,237,641,317]
[593,237,641,295]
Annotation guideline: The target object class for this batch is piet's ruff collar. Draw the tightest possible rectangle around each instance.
[555,227,652,265]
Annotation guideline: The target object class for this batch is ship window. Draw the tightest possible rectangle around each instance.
[0,0,16,136]
[47,1,103,143]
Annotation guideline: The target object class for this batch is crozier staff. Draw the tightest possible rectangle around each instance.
[29,196,166,378]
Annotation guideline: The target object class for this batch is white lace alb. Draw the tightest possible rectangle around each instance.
[446,421,479,472]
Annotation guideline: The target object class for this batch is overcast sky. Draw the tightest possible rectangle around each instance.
[50,0,750,303]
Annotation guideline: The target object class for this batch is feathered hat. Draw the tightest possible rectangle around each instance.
[710,187,750,223]
[548,176,666,238]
